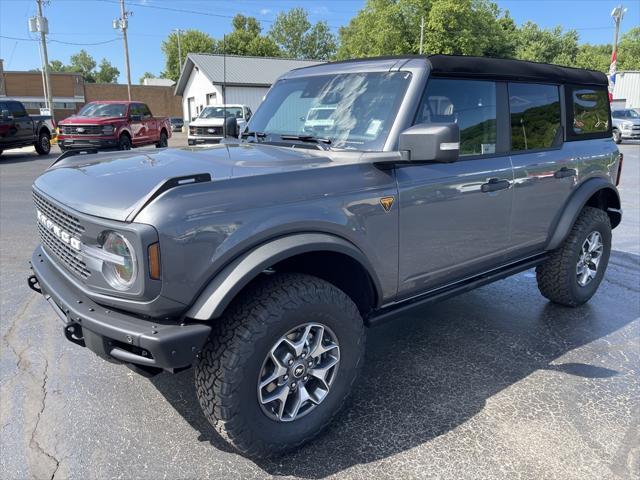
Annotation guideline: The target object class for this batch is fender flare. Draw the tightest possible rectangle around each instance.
[546,178,621,251]
[185,233,383,320]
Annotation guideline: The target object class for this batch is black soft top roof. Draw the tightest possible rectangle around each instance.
[427,54,607,87]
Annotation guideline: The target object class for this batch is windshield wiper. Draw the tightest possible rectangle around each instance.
[240,131,267,140]
[279,134,332,145]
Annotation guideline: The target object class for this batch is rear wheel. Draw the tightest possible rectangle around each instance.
[118,134,132,150]
[194,273,365,457]
[156,130,168,148]
[35,130,51,155]
[536,207,611,307]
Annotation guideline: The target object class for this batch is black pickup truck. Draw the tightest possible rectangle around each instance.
[0,99,54,156]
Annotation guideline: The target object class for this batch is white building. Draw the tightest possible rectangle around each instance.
[174,53,322,122]
[613,71,640,109]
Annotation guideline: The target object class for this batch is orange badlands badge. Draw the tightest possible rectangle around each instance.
[380,196,395,212]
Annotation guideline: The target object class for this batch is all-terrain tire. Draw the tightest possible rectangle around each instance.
[35,130,51,155]
[536,207,611,307]
[194,273,365,457]
[612,128,622,144]
[156,129,168,148]
[118,134,132,150]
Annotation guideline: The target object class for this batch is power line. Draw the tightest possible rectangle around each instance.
[0,34,120,45]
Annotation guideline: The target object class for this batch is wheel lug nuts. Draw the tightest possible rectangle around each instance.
[283,375,288,380]
[301,353,306,358]
[291,382,297,388]
[308,361,313,367]
[288,359,293,366]
[303,376,308,381]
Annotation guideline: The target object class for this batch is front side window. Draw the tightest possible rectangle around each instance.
[248,71,412,151]
[571,87,609,135]
[509,83,561,151]
[415,78,497,156]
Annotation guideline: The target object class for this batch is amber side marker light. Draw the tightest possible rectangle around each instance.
[148,243,161,280]
[616,153,623,187]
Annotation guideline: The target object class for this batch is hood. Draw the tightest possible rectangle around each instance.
[34,143,334,221]
[59,115,126,125]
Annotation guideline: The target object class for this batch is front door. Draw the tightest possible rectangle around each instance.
[397,77,513,297]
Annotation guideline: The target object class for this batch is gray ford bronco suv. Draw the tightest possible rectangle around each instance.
[28,55,622,457]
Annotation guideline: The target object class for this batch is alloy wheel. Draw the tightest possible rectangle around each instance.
[258,323,340,422]
[576,231,604,287]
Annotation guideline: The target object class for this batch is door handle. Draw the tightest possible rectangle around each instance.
[554,167,576,179]
[481,178,510,193]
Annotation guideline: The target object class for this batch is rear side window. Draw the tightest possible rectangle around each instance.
[415,78,497,156]
[570,88,609,135]
[509,83,561,151]
[140,104,152,118]
[8,101,28,117]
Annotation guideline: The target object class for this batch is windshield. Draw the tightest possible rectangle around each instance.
[628,109,640,118]
[77,102,127,117]
[200,106,243,119]
[247,71,412,151]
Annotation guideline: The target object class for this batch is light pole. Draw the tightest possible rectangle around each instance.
[113,0,132,100]
[29,0,53,118]
[608,4,626,101]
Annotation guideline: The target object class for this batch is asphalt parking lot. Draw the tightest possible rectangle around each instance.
[1,140,638,480]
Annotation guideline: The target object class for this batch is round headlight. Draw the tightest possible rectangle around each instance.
[101,231,137,290]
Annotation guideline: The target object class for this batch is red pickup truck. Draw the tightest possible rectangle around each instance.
[57,101,171,151]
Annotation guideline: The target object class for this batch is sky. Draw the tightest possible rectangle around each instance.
[0,0,638,84]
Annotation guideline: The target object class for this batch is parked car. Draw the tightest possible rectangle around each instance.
[170,117,184,132]
[28,55,621,458]
[0,99,54,156]
[57,101,171,151]
[188,104,251,145]
[611,108,640,143]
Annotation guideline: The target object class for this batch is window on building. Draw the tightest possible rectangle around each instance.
[509,83,561,151]
[570,87,610,135]
[206,93,217,105]
[415,78,497,156]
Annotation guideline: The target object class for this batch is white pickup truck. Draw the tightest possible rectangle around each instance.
[188,104,252,145]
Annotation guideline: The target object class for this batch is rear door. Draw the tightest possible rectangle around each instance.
[507,83,576,256]
[129,103,147,145]
[396,77,514,297]
[140,103,158,142]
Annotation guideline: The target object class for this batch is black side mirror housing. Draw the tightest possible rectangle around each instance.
[399,123,460,162]
[224,116,239,138]
[1,109,12,120]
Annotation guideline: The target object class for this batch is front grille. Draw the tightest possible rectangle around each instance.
[33,192,90,279]
[61,125,103,135]
[195,126,223,136]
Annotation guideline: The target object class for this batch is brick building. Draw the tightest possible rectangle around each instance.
[0,59,182,120]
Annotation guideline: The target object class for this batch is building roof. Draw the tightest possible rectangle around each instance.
[174,54,323,95]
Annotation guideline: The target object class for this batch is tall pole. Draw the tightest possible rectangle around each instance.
[419,16,424,55]
[35,0,53,118]
[114,0,132,100]
[609,4,626,102]
[174,29,183,74]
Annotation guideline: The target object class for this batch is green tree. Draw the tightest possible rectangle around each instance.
[161,29,215,82]
[48,59,67,72]
[68,49,97,82]
[618,27,640,70]
[268,8,337,59]
[575,43,611,72]
[139,71,156,84]
[214,14,281,57]
[514,22,579,66]
[94,59,119,83]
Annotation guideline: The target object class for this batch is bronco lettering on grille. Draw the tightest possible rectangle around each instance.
[36,209,82,251]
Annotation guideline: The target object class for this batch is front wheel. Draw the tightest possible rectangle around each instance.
[536,207,611,307]
[194,273,365,457]
[118,134,132,150]
[612,129,622,144]
[35,130,51,155]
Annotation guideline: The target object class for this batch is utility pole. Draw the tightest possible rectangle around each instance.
[174,29,184,74]
[609,4,626,101]
[113,0,132,100]
[30,0,53,118]
[419,16,425,55]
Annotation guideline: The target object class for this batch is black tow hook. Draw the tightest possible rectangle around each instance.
[27,275,42,294]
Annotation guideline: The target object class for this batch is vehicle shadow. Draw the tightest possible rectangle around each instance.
[150,266,637,478]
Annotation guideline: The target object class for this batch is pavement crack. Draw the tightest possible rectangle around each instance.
[28,357,61,480]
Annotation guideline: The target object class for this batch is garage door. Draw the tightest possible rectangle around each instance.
[225,87,270,112]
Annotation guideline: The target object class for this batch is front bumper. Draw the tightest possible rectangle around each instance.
[188,134,222,145]
[29,245,211,373]
[58,135,118,150]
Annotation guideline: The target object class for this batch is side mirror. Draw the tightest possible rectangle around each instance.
[130,114,142,122]
[399,123,460,162]
[224,116,239,138]
[1,109,12,120]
